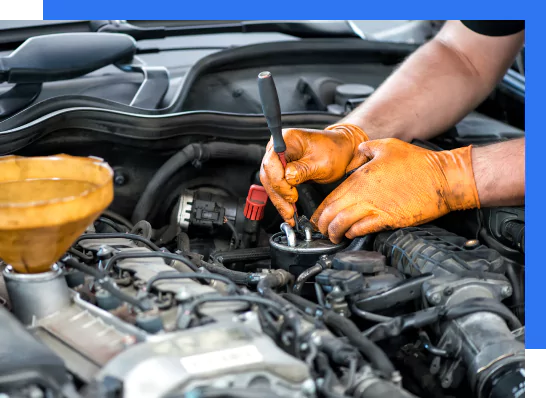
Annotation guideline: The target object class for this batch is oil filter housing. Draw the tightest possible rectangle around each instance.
[269,221,346,276]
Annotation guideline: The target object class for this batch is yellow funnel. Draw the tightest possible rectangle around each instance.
[0,154,113,273]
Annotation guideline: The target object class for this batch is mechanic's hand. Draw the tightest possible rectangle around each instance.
[311,138,481,243]
[260,123,369,226]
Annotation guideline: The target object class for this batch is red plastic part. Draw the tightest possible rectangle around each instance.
[244,184,269,221]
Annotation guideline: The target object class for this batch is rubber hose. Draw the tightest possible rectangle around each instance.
[132,142,264,224]
[282,293,396,378]
[102,209,134,229]
[211,247,270,265]
[293,264,323,295]
[177,231,191,252]
[63,257,149,311]
[505,261,524,322]
[256,272,294,306]
[341,235,372,252]
[322,311,396,379]
[200,260,254,286]
[297,184,321,216]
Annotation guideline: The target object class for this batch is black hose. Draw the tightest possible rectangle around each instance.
[211,247,270,265]
[322,311,396,379]
[282,293,396,378]
[505,261,524,322]
[293,264,323,295]
[96,217,125,232]
[256,271,291,296]
[350,303,393,323]
[62,257,149,311]
[145,271,237,293]
[200,260,256,286]
[177,231,191,252]
[223,218,240,249]
[132,142,265,223]
[364,297,523,342]
[105,251,198,272]
[101,209,134,230]
[297,184,321,216]
[341,235,372,252]
[68,247,94,262]
[75,233,161,251]
[178,295,287,329]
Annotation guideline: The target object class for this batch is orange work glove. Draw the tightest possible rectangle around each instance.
[259,123,369,226]
[311,138,481,243]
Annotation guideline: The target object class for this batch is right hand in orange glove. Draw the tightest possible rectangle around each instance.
[311,138,481,243]
[259,123,369,226]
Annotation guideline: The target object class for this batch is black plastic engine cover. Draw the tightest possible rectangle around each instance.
[373,225,508,277]
[0,306,67,392]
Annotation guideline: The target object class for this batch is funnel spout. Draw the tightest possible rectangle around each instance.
[0,154,113,273]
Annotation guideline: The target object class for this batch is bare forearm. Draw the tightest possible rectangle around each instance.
[342,39,487,141]
[472,138,524,207]
[341,21,524,142]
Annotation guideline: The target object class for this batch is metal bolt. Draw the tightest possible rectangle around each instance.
[391,371,402,385]
[430,293,441,304]
[441,376,452,388]
[301,379,316,395]
[443,287,453,296]
[300,342,309,351]
[50,263,60,272]
[176,287,191,301]
[122,335,137,347]
[502,286,513,297]
[320,255,328,261]
[114,171,127,186]
[464,239,480,249]
[28,387,44,398]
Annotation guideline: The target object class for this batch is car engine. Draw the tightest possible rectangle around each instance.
[0,26,525,398]
[0,139,525,398]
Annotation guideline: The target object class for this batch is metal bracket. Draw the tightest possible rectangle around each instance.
[116,59,170,109]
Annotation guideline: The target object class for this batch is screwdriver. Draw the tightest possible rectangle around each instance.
[257,71,299,230]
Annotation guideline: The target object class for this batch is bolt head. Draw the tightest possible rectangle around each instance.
[114,172,126,186]
[301,379,316,395]
[430,293,441,304]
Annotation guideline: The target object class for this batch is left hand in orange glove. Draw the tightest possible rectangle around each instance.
[311,138,481,243]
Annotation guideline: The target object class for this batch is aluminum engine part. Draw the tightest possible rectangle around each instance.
[31,292,147,382]
[3,265,71,325]
[77,237,246,328]
[374,224,524,397]
[96,312,314,398]
[432,311,524,397]
[23,233,251,382]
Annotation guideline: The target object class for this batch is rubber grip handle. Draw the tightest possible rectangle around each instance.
[258,71,286,153]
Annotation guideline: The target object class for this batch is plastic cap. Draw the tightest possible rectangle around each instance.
[244,185,268,221]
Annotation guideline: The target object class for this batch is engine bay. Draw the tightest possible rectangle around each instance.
[0,24,525,398]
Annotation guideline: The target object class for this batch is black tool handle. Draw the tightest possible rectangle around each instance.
[257,71,286,153]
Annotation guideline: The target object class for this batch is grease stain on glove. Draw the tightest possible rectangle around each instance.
[260,123,369,226]
[310,138,481,243]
